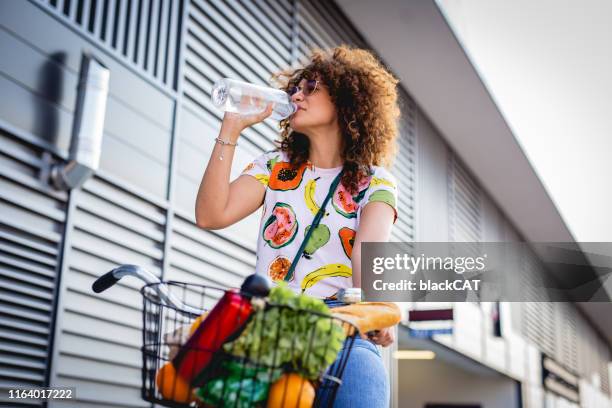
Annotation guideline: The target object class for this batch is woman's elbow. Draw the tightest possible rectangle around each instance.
[195,211,219,230]
[196,210,232,230]
[196,219,214,230]
[195,216,210,230]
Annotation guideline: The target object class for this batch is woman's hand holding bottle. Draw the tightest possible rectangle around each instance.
[211,78,297,133]
[197,79,286,230]
[219,100,274,141]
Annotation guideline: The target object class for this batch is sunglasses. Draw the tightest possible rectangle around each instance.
[287,79,319,97]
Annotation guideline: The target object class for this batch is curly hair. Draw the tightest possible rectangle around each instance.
[269,44,401,195]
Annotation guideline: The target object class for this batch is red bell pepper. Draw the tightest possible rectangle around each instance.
[172,289,252,383]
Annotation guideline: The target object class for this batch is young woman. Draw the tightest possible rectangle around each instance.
[195,45,401,407]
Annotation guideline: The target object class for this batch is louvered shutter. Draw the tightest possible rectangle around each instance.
[447,151,482,303]
[448,151,482,244]
[36,0,184,90]
[521,250,556,356]
[0,128,67,406]
[391,92,417,243]
[51,174,165,406]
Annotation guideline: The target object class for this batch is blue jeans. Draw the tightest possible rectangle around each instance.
[317,300,390,407]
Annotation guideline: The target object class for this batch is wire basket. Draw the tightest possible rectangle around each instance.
[140,281,358,408]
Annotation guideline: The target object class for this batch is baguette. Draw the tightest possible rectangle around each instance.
[331,302,401,337]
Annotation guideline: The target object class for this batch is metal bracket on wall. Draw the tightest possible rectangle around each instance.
[50,52,110,191]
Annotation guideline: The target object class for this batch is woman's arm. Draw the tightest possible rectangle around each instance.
[195,105,273,230]
[352,201,396,347]
[351,201,395,287]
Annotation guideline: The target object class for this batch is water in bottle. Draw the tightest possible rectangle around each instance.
[211,78,297,120]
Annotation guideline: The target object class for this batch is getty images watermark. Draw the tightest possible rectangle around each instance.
[371,252,486,292]
[361,242,612,302]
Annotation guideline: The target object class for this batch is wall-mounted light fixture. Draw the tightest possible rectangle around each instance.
[51,52,109,190]
[393,350,436,360]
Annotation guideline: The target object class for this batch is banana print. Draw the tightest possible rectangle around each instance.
[254,174,269,186]
[370,176,396,189]
[301,263,352,292]
[304,179,319,215]
[304,177,329,217]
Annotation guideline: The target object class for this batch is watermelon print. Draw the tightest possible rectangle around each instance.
[332,182,359,218]
[263,202,298,248]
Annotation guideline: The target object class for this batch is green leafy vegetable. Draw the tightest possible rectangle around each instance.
[195,359,281,408]
[223,283,346,380]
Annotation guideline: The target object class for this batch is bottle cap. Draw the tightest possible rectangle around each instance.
[211,79,228,107]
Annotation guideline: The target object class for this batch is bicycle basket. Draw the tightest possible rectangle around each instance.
[141,281,358,408]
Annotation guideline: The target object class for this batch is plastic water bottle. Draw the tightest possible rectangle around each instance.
[337,288,363,303]
[211,78,297,120]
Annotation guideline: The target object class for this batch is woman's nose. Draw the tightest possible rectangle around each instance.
[291,90,304,103]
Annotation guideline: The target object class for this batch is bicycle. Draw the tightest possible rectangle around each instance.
[92,264,363,408]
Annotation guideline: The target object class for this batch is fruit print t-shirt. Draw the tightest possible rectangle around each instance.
[241,149,399,299]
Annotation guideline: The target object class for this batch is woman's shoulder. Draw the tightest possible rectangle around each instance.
[246,148,289,172]
[260,148,289,165]
[240,149,286,185]
[358,165,399,223]
[367,165,398,188]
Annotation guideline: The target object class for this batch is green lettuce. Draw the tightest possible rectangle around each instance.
[223,283,346,380]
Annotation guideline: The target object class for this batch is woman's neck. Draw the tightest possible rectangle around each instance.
[306,125,344,169]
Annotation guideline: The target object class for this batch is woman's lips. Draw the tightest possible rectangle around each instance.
[290,106,305,119]
[291,107,304,118]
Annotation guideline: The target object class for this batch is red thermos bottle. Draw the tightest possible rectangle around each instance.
[172,288,252,383]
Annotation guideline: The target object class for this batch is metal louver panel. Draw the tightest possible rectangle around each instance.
[182,0,290,153]
[522,302,556,357]
[448,151,482,244]
[177,0,297,248]
[556,301,578,373]
[447,151,482,302]
[391,91,417,243]
[521,250,556,356]
[600,350,610,396]
[0,127,67,406]
[574,311,611,396]
[50,174,165,407]
[35,0,185,90]
[297,0,366,63]
[166,210,257,300]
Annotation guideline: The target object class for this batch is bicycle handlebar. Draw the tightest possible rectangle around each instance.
[92,271,121,293]
[91,264,204,316]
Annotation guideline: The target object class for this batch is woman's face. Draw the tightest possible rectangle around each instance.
[288,77,337,133]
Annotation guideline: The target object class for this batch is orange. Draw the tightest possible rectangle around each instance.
[268,256,292,282]
[155,362,195,403]
[267,373,315,408]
